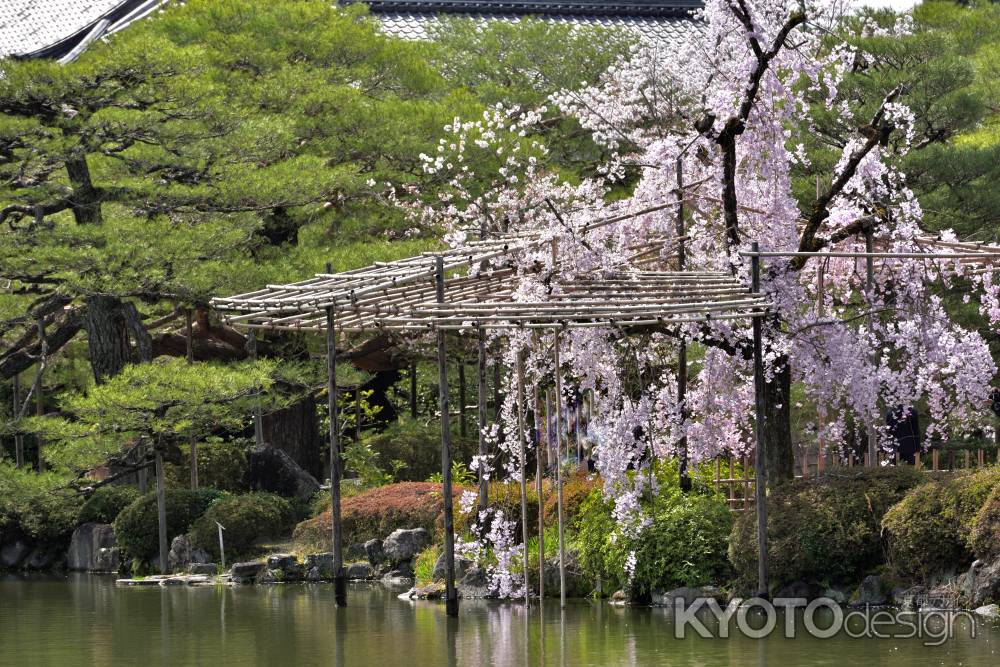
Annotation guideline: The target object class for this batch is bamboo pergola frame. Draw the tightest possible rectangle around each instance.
[211,228,774,615]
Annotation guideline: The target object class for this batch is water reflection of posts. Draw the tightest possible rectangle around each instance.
[216,521,226,570]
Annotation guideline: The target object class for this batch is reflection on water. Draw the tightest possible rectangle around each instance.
[1,573,998,666]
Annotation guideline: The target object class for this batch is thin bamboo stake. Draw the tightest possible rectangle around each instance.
[436,256,459,618]
[186,309,198,490]
[477,328,489,515]
[325,298,346,607]
[155,445,168,574]
[534,380,545,600]
[459,362,467,439]
[750,241,769,598]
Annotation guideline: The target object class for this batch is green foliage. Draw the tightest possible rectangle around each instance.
[970,485,1000,562]
[0,462,80,545]
[428,461,476,486]
[113,488,223,561]
[731,467,925,589]
[414,544,442,585]
[342,440,404,489]
[575,482,732,596]
[189,492,294,559]
[359,419,478,482]
[79,485,141,525]
[25,358,277,474]
[165,438,249,492]
[882,467,1000,582]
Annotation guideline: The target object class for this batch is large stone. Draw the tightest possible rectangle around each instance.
[773,581,821,602]
[364,539,385,566]
[851,575,887,606]
[432,553,473,582]
[304,553,335,577]
[1,539,31,569]
[167,534,210,574]
[345,543,367,562]
[346,562,372,580]
[975,604,1000,619]
[892,585,926,611]
[230,561,266,584]
[23,549,55,570]
[246,444,320,502]
[68,524,119,572]
[383,528,431,564]
[458,566,491,599]
[187,563,218,575]
[651,586,727,607]
[542,552,591,598]
[265,554,303,581]
[965,559,1000,608]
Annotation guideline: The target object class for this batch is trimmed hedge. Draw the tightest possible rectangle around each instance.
[731,467,924,589]
[883,467,1000,581]
[575,485,732,596]
[294,481,462,548]
[113,488,223,561]
[189,492,294,559]
[79,485,141,525]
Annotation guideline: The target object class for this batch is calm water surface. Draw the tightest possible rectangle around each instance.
[1,574,998,666]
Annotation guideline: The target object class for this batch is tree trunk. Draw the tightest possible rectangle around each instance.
[85,295,152,383]
[65,155,102,225]
[762,353,794,483]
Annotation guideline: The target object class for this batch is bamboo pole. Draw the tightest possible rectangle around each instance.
[155,445,168,574]
[355,386,362,441]
[750,241,769,598]
[12,374,23,468]
[325,295,346,607]
[676,156,691,491]
[516,348,530,606]
[410,362,418,418]
[436,256,459,618]
[459,362,467,439]
[248,331,264,448]
[477,328,489,516]
[554,331,567,609]
[186,309,198,490]
[534,381,545,600]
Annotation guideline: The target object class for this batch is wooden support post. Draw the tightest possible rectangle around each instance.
[516,349,530,606]
[409,362,418,419]
[459,362,467,439]
[864,227,878,468]
[12,374,24,468]
[477,329,489,516]
[534,383,545,600]
[553,331,567,609]
[436,256,459,618]
[248,332,264,448]
[326,296,346,607]
[35,318,45,471]
[676,156,692,492]
[355,386,362,441]
[750,241,769,599]
[186,309,198,490]
[155,446,168,574]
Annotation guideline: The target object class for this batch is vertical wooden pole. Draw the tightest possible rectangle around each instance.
[516,349,530,605]
[155,445,168,574]
[186,309,198,490]
[436,256,459,618]
[534,381,545,599]
[409,362,418,419]
[325,290,346,607]
[676,156,692,492]
[137,438,148,494]
[459,362,467,439]
[864,228,878,467]
[477,328,489,516]
[553,331,567,609]
[12,374,24,468]
[355,386,362,441]
[248,331,264,448]
[750,241,769,599]
[35,318,45,471]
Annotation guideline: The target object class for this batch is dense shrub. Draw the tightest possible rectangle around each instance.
[165,439,249,492]
[731,467,924,589]
[79,485,140,525]
[542,472,598,525]
[190,492,294,559]
[970,485,1000,562]
[575,483,732,596]
[0,464,80,546]
[294,482,462,548]
[457,480,540,537]
[360,420,478,482]
[113,488,223,561]
[883,467,1000,581]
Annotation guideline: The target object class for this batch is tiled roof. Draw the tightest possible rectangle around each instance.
[0,0,165,61]
[377,11,696,44]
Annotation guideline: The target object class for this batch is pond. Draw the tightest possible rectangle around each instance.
[1,574,998,666]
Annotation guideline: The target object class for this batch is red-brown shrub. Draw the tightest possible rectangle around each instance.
[293,482,463,548]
